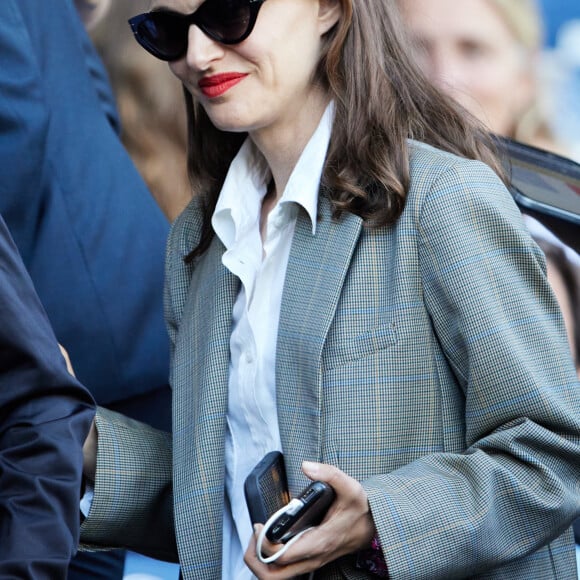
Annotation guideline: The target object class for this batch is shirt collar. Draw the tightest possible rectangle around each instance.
[212,102,334,247]
[280,101,334,235]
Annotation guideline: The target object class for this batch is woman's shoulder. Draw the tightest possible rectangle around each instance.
[167,195,204,262]
[404,139,520,228]
[407,139,493,175]
[406,139,507,197]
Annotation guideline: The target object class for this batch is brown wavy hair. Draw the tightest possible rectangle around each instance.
[184,0,505,259]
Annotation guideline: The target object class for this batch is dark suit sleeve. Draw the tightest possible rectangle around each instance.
[0,215,95,579]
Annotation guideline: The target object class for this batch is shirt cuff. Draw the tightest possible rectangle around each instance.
[80,483,95,518]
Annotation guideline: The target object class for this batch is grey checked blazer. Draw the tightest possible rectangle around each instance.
[81,141,580,579]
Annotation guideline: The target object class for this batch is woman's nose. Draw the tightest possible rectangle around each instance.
[184,24,225,71]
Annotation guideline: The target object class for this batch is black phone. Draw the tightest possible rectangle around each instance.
[244,451,290,525]
[244,452,336,543]
[265,480,335,544]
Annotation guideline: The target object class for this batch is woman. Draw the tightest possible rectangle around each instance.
[81,0,580,578]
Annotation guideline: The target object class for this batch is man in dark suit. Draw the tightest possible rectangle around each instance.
[0,0,173,576]
[0,214,95,578]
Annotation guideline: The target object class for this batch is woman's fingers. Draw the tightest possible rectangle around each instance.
[244,463,376,578]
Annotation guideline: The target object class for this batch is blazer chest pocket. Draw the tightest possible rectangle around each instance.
[322,321,397,370]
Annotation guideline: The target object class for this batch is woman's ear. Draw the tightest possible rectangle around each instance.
[318,0,343,35]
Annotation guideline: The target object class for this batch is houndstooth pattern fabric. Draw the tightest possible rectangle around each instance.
[81,141,580,579]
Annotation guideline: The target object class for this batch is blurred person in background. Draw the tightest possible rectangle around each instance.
[90,0,191,222]
[0,0,173,577]
[397,0,565,153]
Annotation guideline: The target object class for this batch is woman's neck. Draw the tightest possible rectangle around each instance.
[250,89,330,203]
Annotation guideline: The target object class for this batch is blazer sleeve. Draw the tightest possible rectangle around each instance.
[79,202,203,561]
[363,159,580,579]
[80,407,178,563]
[0,216,95,578]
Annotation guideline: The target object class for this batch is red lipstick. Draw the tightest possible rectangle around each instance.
[198,73,248,98]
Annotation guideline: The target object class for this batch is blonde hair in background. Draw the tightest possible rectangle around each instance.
[485,0,562,150]
[486,0,543,51]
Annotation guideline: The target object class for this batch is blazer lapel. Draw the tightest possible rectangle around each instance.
[172,234,239,577]
[276,194,363,493]
[173,196,362,572]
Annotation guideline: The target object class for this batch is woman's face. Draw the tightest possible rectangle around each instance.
[154,0,341,140]
[398,0,534,136]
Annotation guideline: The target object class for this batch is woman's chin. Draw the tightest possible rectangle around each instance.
[209,118,252,134]
[203,103,266,135]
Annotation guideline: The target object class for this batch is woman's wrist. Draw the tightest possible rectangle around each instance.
[82,418,98,483]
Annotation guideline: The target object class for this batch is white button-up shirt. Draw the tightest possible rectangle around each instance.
[212,103,334,579]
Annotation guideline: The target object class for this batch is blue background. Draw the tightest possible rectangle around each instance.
[539,0,580,46]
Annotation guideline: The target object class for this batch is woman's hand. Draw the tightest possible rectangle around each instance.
[58,343,75,376]
[244,461,375,579]
[82,418,98,483]
[59,342,98,482]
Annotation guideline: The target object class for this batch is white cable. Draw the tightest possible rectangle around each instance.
[256,503,313,564]
[256,504,317,578]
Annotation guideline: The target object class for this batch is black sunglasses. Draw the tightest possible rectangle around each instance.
[128,0,266,62]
